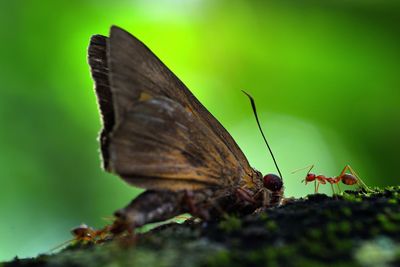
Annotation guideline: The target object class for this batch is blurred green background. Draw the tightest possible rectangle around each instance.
[1,0,399,261]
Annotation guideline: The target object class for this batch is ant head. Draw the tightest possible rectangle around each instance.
[263,173,283,192]
[71,224,93,238]
[306,173,316,182]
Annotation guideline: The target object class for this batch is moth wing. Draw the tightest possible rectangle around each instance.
[88,26,255,190]
[108,95,244,190]
[88,34,114,170]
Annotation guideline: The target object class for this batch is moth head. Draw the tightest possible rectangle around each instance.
[263,173,283,192]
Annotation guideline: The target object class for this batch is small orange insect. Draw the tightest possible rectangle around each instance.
[69,224,112,244]
[50,223,114,252]
[295,165,373,194]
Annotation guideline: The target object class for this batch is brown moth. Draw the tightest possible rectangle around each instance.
[88,26,284,229]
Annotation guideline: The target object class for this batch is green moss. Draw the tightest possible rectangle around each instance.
[337,221,352,235]
[4,186,400,267]
[258,212,268,221]
[341,193,362,203]
[307,244,327,257]
[265,220,278,232]
[354,237,398,267]
[341,207,352,217]
[353,221,364,231]
[369,226,381,236]
[307,229,322,240]
[376,214,398,233]
[206,250,232,267]
[218,215,242,233]
[326,222,337,234]
[389,212,400,221]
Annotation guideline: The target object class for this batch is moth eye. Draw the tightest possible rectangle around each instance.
[263,174,283,192]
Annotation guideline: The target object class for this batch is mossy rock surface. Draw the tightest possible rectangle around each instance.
[4,187,400,267]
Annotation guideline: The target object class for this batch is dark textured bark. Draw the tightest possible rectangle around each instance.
[3,186,400,267]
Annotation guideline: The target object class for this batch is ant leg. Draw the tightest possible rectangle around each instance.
[316,182,320,193]
[340,165,374,192]
[330,183,335,195]
[94,225,113,244]
[336,183,342,194]
[49,238,76,253]
[314,180,317,193]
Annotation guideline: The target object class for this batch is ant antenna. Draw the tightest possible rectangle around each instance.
[291,165,314,174]
[242,90,283,181]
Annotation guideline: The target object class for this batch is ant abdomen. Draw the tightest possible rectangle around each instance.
[341,174,358,185]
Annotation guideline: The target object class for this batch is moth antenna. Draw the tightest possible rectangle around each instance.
[242,90,283,181]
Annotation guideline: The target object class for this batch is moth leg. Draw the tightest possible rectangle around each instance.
[254,188,276,212]
[235,187,257,204]
[182,190,211,221]
[114,190,187,231]
[183,190,197,214]
[262,189,270,207]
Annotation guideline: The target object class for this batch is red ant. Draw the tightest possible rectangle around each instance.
[49,224,110,252]
[294,165,374,194]
[69,223,113,244]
